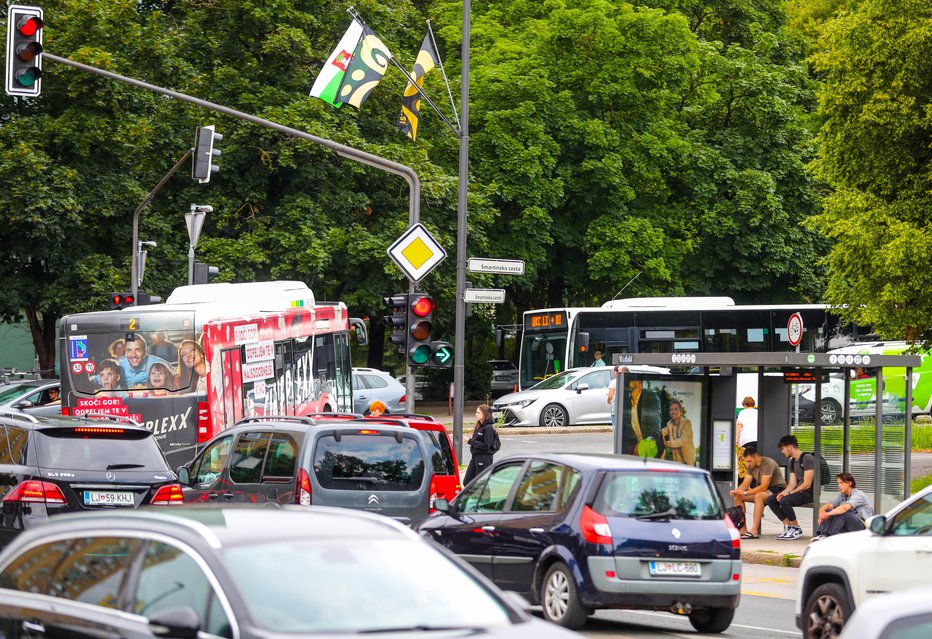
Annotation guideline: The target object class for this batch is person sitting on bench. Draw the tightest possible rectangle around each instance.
[812,472,873,541]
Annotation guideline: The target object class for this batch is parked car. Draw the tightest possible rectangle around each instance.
[795,484,932,638]
[0,379,62,417]
[489,360,519,394]
[177,415,435,525]
[492,366,668,428]
[838,586,932,639]
[419,453,741,632]
[0,411,182,549]
[0,506,582,639]
[395,374,426,400]
[352,367,406,414]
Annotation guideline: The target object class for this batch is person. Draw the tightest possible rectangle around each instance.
[365,400,387,417]
[97,359,128,398]
[623,377,663,458]
[44,387,61,406]
[463,404,497,485]
[735,396,758,479]
[662,399,695,466]
[177,340,207,393]
[120,336,170,387]
[607,366,625,431]
[149,331,179,362]
[766,435,815,540]
[812,472,873,541]
[108,338,126,361]
[730,446,787,538]
[591,350,606,366]
[146,361,175,396]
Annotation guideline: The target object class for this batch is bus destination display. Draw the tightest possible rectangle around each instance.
[525,311,567,330]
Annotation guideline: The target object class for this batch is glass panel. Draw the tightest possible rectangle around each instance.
[0,539,71,594]
[362,374,388,389]
[34,430,168,471]
[594,471,721,519]
[313,435,425,491]
[888,493,932,536]
[263,433,297,479]
[193,436,234,484]
[230,432,271,484]
[48,537,141,607]
[520,330,568,388]
[473,464,523,512]
[6,427,27,465]
[424,430,455,475]
[511,462,562,512]
[558,469,581,509]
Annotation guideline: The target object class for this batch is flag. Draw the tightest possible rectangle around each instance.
[398,33,440,141]
[310,19,364,107]
[336,25,392,108]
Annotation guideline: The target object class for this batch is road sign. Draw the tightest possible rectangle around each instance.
[464,288,505,304]
[467,257,525,275]
[787,312,804,347]
[387,223,447,282]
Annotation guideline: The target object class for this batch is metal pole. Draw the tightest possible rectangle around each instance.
[188,244,196,286]
[812,367,822,537]
[905,367,913,497]
[874,367,885,515]
[452,0,471,462]
[842,371,851,474]
[613,368,625,454]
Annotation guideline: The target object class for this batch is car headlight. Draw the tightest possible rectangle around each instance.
[502,399,536,409]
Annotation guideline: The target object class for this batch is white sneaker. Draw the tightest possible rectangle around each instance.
[776,526,792,539]
[810,534,826,543]
[784,526,803,540]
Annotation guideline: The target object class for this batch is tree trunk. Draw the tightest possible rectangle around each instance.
[23,305,57,378]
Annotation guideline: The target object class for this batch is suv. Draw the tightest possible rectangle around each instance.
[795,484,932,638]
[0,411,182,548]
[178,415,435,525]
[489,360,518,395]
[352,368,406,414]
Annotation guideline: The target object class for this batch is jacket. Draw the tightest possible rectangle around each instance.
[468,419,496,455]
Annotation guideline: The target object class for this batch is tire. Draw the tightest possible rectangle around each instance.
[539,403,569,428]
[688,606,735,633]
[820,399,841,424]
[540,563,590,629]
[804,583,850,639]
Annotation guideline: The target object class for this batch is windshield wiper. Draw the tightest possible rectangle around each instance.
[636,508,678,521]
[106,463,145,470]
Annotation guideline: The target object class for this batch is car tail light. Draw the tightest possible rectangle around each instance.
[398,394,406,405]
[75,427,125,435]
[197,402,211,443]
[724,511,741,550]
[296,469,311,506]
[150,484,184,505]
[580,505,613,545]
[429,477,439,511]
[4,481,66,505]
[61,406,71,416]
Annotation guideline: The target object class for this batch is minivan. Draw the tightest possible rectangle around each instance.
[177,415,435,525]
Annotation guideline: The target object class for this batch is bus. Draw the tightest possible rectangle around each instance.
[518,297,863,390]
[59,281,360,467]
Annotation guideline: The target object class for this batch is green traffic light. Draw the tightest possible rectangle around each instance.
[410,344,432,365]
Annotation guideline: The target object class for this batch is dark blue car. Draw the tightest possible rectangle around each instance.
[419,453,741,632]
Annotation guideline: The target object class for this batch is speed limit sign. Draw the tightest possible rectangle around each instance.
[787,312,804,347]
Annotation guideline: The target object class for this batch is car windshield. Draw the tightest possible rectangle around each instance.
[313,434,426,490]
[34,429,170,471]
[594,470,722,520]
[224,538,512,633]
[530,370,581,391]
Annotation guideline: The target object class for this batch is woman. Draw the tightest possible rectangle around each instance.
[108,338,126,361]
[147,361,175,396]
[177,340,207,393]
[735,396,758,479]
[463,404,497,485]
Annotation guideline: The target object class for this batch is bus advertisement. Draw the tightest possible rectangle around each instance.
[59,281,356,467]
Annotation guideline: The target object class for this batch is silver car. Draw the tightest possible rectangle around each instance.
[352,368,406,414]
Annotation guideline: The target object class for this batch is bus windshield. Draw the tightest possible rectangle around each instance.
[520,331,568,389]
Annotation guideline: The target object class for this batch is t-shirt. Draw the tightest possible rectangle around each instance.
[736,407,759,445]
[830,488,873,520]
[749,456,787,491]
[789,453,816,488]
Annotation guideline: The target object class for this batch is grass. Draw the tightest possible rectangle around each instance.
[794,424,932,453]
[912,474,932,494]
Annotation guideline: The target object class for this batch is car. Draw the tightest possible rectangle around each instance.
[419,453,742,632]
[838,586,932,639]
[352,367,406,414]
[489,359,519,394]
[177,414,435,525]
[492,366,669,428]
[0,506,582,639]
[0,379,62,417]
[0,411,182,549]
[795,484,932,638]
[395,374,426,400]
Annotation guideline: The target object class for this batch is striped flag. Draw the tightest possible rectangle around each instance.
[310,20,364,107]
[397,32,440,140]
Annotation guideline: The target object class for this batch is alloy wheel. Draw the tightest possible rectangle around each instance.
[544,569,570,620]
[807,593,845,639]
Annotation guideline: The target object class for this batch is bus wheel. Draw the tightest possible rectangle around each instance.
[540,404,568,428]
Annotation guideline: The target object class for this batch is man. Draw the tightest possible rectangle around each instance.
[149,331,178,362]
[812,472,872,541]
[622,375,663,458]
[730,446,786,538]
[607,366,624,431]
[766,435,815,540]
[591,350,606,366]
[45,387,61,406]
[120,336,170,387]
[662,399,695,466]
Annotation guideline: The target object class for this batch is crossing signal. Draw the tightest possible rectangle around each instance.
[193,125,222,183]
[407,294,434,367]
[384,294,408,354]
[6,5,44,97]
[110,292,135,310]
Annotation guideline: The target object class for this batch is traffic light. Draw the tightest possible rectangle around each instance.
[6,5,44,97]
[430,341,453,368]
[136,291,162,306]
[193,262,219,285]
[192,125,222,183]
[110,292,135,310]
[384,294,408,354]
[407,294,434,367]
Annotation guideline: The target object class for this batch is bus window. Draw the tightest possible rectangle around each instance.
[521,333,567,389]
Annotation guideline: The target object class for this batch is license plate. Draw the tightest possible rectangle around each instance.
[83,491,135,506]
[649,561,701,577]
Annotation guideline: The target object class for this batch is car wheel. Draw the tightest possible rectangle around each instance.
[820,399,841,424]
[804,583,850,639]
[540,404,569,428]
[540,563,590,629]
[688,606,735,633]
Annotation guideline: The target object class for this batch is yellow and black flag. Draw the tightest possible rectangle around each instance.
[398,33,440,141]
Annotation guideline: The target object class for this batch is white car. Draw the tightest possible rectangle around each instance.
[795,484,932,638]
[492,366,668,428]
[838,586,932,639]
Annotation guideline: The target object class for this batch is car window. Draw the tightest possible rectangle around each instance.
[558,468,582,509]
[580,370,611,389]
[0,385,34,402]
[423,430,456,475]
[6,427,27,465]
[880,614,932,639]
[19,390,43,405]
[313,433,426,491]
[45,537,141,607]
[0,426,9,464]
[0,538,72,594]
[511,461,563,512]
[134,541,232,639]
[461,463,523,513]
[532,371,580,390]
[361,374,388,389]
[888,493,932,536]
[230,431,271,483]
[34,429,169,471]
[594,471,722,519]
[193,436,234,484]
[263,433,298,479]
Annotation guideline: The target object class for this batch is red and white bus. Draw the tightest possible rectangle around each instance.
[59,281,360,467]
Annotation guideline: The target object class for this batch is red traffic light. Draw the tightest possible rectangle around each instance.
[17,16,42,37]
[411,296,434,317]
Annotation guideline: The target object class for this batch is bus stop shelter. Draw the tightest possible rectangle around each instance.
[611,351,922,531]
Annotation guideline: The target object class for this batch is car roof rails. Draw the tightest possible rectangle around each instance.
[0,410,39,424]
[305,412,364,420]
[80,413,143,428]
[386,413,438,422]
[236,415,317,427]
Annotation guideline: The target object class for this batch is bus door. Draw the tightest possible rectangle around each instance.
[220,348,244,427]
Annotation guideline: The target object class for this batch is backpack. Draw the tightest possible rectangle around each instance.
[725,506,746,529]
[490,427,501,454]
[802,452,832,488]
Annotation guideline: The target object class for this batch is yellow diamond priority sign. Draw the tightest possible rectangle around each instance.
[387,223,447,282]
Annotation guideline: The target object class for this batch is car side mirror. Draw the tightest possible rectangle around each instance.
[576,383,589,393]
[868,514,887,535]
[13,400,33,409]
[176,466,190,486]
[148,606,200,639]
[433,498,450,513]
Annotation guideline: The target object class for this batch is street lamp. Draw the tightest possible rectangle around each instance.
[185,204,212,285]
[137,240,157,288]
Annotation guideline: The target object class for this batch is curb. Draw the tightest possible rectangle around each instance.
[500,425,612,436]
[741,550,801,568]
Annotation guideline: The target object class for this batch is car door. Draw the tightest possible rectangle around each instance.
[856,492,932,599]
[570,370,612,424]
[183,435,234,502]
[352,373,369,413]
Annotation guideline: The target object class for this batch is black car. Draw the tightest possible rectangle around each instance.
[0,411,182,548]
[419,453,742,632]
[0,506,583,639]
[178,415,435,525]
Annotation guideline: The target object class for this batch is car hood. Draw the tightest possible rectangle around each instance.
[493,389,554,406]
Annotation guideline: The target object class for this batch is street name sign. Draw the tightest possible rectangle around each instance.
[467,257,525,275]
[387,223,447,282]
[464,288,505,304]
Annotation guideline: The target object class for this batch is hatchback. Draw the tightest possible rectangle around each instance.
[489,360,519,394]
[419,453,741,632]
[352,367,406,413]
[0,411,182,548]
[0,506,582,638]
[178,415,435,525]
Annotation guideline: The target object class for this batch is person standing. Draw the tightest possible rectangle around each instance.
[812,472,873,540]
[735,396,758,480]
[463,404,497,485]
[766,435,815,540]
[662,399,695,466]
